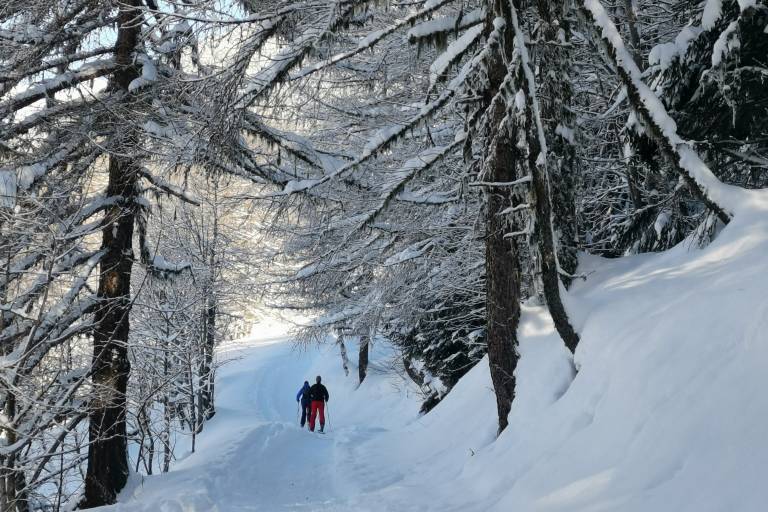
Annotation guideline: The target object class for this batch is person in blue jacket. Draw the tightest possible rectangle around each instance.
[296,381,311,428]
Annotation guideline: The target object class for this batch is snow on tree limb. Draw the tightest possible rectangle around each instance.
[0,46,113,96]
[0,139,84,203]
[1,96,96,139]
[429,24,485,91]
[238,1,363,108]
[360,136,465,228]
[242,113,346,173]
[269,50,486,198]
[139,168,201,206]
[579,0,745,222]
[383,239,434,266]
[407,8,485,45]
[1,251,104,370]
[0,59,117,117]
[290,0,458,80]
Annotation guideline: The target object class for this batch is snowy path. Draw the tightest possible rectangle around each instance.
[103,336,426,512]
[198,338,339,510]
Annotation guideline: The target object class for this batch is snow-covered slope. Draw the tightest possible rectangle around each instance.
[100,195,768,511]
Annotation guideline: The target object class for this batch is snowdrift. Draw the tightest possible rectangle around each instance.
[367,195,768,511]
[99,195,768,511]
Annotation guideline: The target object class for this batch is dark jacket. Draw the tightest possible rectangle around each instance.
[296,382,311,404]
[309,383,329,402]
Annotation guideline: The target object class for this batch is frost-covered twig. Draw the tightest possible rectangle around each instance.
[291,0,458,80]
[270,48,487,197]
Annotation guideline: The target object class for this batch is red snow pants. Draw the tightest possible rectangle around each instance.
[309,400,325,431]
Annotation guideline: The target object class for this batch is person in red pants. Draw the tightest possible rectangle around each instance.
[308,375,330,432]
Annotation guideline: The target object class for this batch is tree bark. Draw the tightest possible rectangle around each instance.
[197,289,216,430]
[534,0,579,279]
[338,335,350,377]
[358,335,369,384]
[528,167,580,352]
[519,0,582,353]
[479,0,524,435]
[187,356,197,453]
[620,0,648,215]
[81,1,141,507]
[198,184,219,428]
[162,313,172,473]
[1,202,30,512]
[484,133,522,434]
[0,393,30,512]
[622,0,642,65]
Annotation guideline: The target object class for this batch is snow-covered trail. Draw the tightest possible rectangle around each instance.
[102,336,423,512]
[202,338,339,510]
[101,338,325,511]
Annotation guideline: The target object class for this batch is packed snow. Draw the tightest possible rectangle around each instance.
[94,190,768,511]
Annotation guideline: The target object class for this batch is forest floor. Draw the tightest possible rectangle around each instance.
[99,191,768,512]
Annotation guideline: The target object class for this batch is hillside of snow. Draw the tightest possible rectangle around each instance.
[98,196,768,511]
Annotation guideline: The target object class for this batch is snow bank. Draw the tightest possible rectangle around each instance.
[428,192,768,511]
[312,189,768,511]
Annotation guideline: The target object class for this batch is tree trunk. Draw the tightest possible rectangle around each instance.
[187,356,197,453]
[338,335,350,377]
[205,298,216,420]
[518,0,581,353]
[1,225,30,512]
[484,134,522,434]
[144,413,155,476]
[528,162,580,353]
[0,393,30,512]
[82,153,136,506]
[358,335,369,384]
[198,186,219,428]
[534,0,579,279]
[483,0,522,435]
[622,0,642,65]
[81,1,141,507]
[619,0,646,215]
[162,315,172,473]
[198,293,216,429]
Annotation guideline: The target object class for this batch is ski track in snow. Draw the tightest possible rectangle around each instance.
[100,336,426,512]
